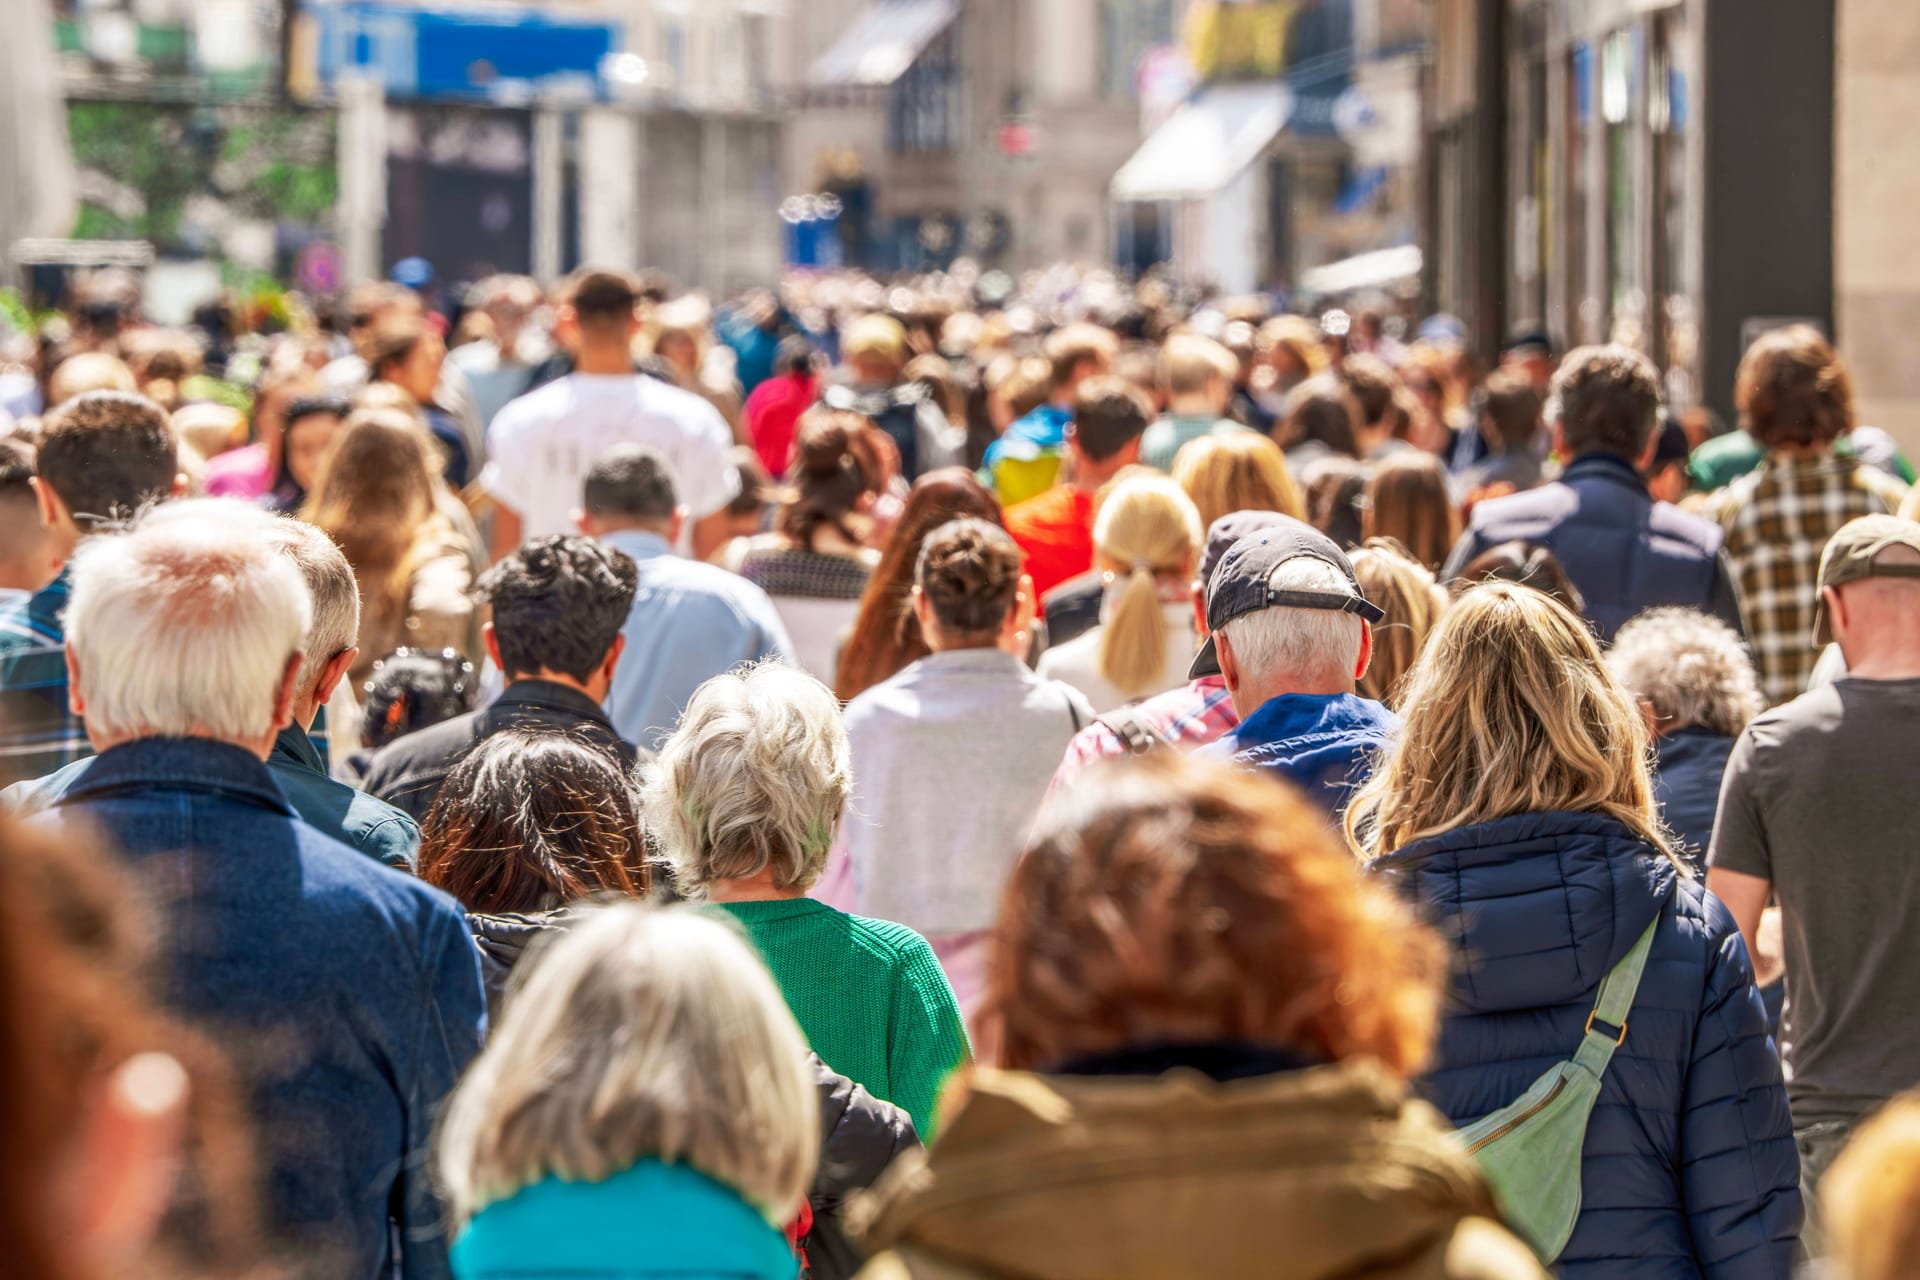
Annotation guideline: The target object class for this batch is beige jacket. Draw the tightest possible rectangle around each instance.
[851,1059,1547,1280]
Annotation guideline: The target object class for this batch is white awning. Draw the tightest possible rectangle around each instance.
[1110,83,1294,203]
[809,0,959,89]
[1299,244,1424,296]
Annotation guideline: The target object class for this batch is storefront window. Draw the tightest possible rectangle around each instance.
[1653,10,1700,409]
[1565,40,1593,344]
[1602,27,1646,351]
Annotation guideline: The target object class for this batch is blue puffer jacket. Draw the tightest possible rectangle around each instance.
[1372,812,1800,1278]
[1442,454,1746,642]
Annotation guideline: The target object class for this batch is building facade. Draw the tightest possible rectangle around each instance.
[779,0,1162,272]
[1422,0,1838,435]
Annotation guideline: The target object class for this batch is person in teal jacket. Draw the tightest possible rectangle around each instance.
[437,905,819,1280]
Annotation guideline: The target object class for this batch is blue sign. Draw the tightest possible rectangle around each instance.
[307,2,621,103]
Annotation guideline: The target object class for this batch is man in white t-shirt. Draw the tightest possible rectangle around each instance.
[480,269,737,561]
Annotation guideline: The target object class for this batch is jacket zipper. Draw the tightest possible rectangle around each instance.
[1465,1076,1568,1155]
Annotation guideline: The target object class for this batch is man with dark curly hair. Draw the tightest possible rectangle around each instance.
[361,534,639,822]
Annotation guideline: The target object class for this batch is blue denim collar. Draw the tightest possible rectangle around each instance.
[61,737,298,816]
[270,724,326,777]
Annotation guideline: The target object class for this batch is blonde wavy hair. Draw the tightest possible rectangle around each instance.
[1345,583,1677,864]
[435,904,818,1229]
[1349,539,1448,709]
[1092,475,1203,697]
[1171,431,1306,530]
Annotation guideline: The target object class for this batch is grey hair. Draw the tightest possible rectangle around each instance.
[264,517,361,696]
[66,498,312,745]
[1219,556,1363,687]
[1607,608,1764,737]
[640,664,850,896]
[435,903,818,1227]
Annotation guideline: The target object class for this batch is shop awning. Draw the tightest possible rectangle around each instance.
[1299,244,1423,296]
[1110,83,1294,202]
[809,0,959,89]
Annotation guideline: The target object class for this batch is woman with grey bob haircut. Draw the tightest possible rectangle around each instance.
[643,662,849,897]
[434,904,818,1279]
[641,664,969,1143]
[1606,607,1765,865]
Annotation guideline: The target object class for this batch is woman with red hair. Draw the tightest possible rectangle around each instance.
[852,753,1544,1280]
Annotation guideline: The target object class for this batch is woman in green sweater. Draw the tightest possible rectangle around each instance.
[642,663,969,1140]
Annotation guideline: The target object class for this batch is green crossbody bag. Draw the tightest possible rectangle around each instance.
[1456,919,1658,1264]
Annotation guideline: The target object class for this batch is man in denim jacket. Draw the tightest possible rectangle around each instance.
[31,498,486,1279]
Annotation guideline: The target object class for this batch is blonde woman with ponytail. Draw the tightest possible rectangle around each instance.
[1038,475,1203,713]
[1346,583,1799,1277]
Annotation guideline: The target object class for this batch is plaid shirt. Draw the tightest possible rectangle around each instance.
[1704,451,1910,705]
[0,568,89,787]
[1046,674,1240,801]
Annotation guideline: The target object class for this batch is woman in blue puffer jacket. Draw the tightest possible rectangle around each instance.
[1346,583,1800,1278]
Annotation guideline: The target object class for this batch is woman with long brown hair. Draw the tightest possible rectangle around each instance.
[418,731,650,1015]
[724,407,883,682]
[853,752,1544,1280]
[1346,584,1799,1276]
[834,467,1001,702]
[1348,538,1448,709]
[300,408,483,688]
[1362,450,1461,574]
[365,314,472,488]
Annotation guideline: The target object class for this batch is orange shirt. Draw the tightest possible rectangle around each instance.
[1003,485,1096,606]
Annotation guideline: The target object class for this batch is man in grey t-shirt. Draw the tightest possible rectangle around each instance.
[1707,516,1920,1212]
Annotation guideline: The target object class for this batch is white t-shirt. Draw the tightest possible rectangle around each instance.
[480,373,737,539]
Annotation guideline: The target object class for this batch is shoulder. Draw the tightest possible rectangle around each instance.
[290,816,464,920]
[489,379,566,430]
[362,711,481,785]
[1465,479,1570,531]
[845,912,946,972]
[1646,497,1726,551]
[1856,461,1912,510]
[638,377,732,434]
[1743,684,1838,751]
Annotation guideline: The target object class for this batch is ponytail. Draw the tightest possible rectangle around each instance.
[1088,474,1204,698]
[1098,562,1172,697]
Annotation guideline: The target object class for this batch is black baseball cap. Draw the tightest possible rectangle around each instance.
[1198,511,1303,597]
[1190,522,1385,680]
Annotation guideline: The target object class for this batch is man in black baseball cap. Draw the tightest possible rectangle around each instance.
[1044,510,1300,795]
[1194,521,1399,816]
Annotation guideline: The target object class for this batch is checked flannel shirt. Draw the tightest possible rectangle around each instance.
[0,568,87,787]
[1703,450,1909,705]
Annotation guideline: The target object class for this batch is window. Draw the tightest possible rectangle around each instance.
[886,25,959,153]
[1100,0,1176,101]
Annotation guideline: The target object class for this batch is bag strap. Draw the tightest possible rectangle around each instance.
[1571,919,1659,1078]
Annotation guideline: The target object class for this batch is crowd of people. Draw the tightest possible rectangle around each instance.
[2,258,1920,1279]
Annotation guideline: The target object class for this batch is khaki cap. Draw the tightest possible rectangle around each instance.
[1813,515,1920,645]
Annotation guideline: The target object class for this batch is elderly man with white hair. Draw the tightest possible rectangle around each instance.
[6,516,420,866]
[26,497,486,1280]
[1195,519,1396,815]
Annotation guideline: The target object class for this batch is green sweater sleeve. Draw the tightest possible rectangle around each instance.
[885,934,972,1141]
